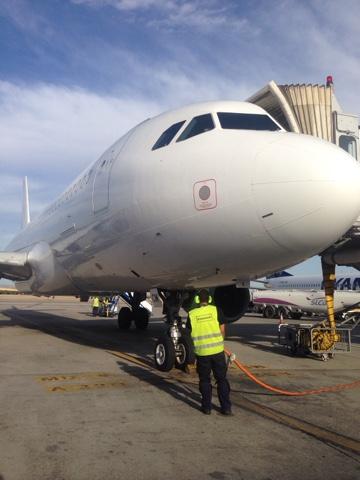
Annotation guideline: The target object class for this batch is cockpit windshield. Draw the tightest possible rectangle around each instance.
[177,113,215,142]
[217,112,280,131]
[152,120,185,150]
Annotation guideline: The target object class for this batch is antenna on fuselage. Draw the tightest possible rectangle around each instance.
[22,176,31,229]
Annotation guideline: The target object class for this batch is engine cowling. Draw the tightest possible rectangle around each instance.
[15,241,78,295]
[213,285,250,324]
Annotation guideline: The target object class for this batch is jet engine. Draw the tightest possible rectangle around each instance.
[15,241,77,295]
[213,285,250,324]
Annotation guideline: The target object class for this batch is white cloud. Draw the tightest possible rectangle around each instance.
[72,0,248,33]
[72,0,160,8]
[148,1,248,33]
[0,0,51,35]
[0,81,160,174]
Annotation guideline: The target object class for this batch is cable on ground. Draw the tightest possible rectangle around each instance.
[224,347,360,396]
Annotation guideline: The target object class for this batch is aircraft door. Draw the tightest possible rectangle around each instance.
[333,112,359,160]
[92,149,115,213]
[92,125,139,213]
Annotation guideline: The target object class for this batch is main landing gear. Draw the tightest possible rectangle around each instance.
[154,291,195,371]
[117,292,150,331]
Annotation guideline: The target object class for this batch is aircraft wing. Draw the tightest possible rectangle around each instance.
[0,252,32,281]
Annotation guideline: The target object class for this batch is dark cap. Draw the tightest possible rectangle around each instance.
[198,289,210,304]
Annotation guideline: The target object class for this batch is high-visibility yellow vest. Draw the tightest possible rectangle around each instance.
[92,297,100,308]
[189,305,224,356]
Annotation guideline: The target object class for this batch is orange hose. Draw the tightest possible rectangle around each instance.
[224,348,360,396]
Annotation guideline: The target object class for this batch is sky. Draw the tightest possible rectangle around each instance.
[1,0,360,285]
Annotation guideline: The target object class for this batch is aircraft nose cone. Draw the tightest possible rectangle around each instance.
[252,134,360,254]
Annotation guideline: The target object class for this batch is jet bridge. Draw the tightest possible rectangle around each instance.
[248,78,360,270]
[247,78,359,158]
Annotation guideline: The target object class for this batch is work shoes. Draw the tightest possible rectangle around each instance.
[221,409,233,416]
[201,407,211,415]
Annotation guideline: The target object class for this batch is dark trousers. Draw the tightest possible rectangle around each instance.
[196,351,231,411]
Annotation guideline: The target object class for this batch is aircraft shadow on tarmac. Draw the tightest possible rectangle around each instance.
[117,362,206,412]
[1,307,164,362]
[0,307,220,412]
[226,321,290,356]
[1,308,359,355]
[2,307,359,411]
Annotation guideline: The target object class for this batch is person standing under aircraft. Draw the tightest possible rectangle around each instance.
[188,289,232,415]
[102,297,110,317]
[91,296,100,316]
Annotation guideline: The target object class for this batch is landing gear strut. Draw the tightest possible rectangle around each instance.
[117,292,150,331]
[154,290,195,371]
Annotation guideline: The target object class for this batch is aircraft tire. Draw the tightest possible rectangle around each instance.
[118,307,133,330]
[175,334,195,368]
[154,336,175,371]
[263,305,276,319]
[278,307,288,319]
[134,308,150,330]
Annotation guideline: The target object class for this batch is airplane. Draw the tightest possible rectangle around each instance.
[263,270,360,291]
[251,288,360,318]
[1,100,360,371]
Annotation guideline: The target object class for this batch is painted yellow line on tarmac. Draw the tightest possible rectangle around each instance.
[36,371,126,393]
[106,350,152,369]
[36,372,114,383]
[46,381,125,393]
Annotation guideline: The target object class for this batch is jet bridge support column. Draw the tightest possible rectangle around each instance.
[313,259,339,351]
[321,260,336,333]
[278,261,340,359]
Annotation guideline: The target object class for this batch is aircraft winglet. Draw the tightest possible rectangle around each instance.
[0,251,31,281]
[22,176,31,229]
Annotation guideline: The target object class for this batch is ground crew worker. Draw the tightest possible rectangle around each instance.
[188,289,232,415]
[91,296,100,316]
[102,297,110,317]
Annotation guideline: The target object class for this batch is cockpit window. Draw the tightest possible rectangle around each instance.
[177,113,215,142]
[339,135,357,159]
[152,120,186,150]
[217,112,280,131]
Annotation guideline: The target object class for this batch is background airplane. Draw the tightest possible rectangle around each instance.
[263,270,360,291]
[251,288,360,318]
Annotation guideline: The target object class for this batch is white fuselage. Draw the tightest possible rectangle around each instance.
[6,101,360,295]
[264,274,360,291]
[252,289,360,314]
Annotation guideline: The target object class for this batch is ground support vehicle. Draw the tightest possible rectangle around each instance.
[338,308,360,328]
[278,322,352,361]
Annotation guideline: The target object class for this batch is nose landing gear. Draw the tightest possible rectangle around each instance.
[154,291,195,371]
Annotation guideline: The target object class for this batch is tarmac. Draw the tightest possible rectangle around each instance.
[0,294,359,480]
